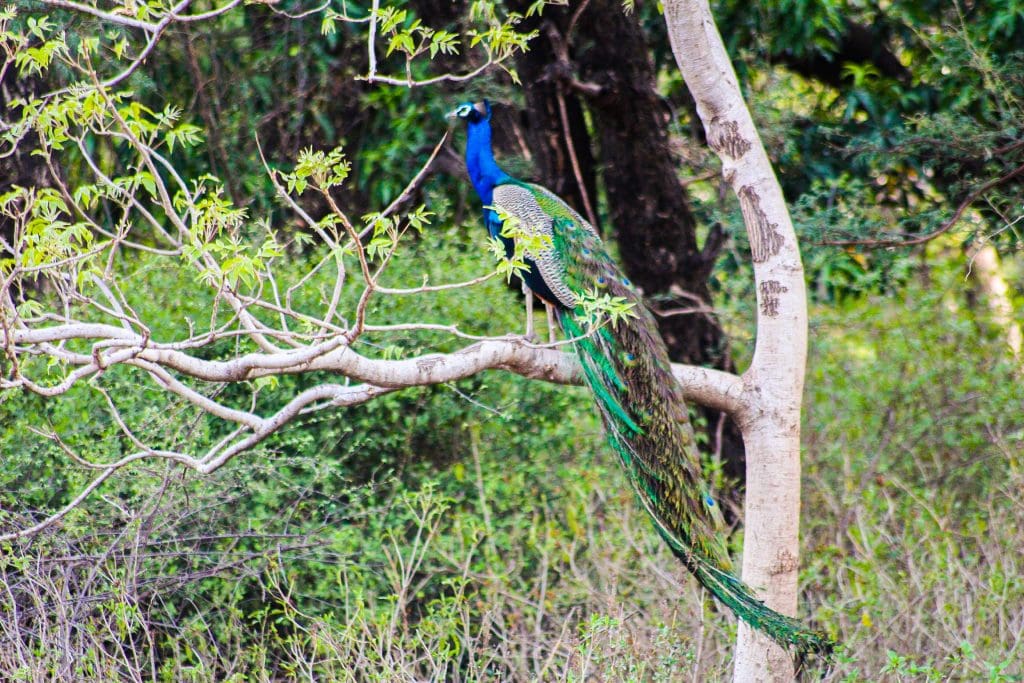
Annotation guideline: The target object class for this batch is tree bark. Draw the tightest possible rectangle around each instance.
[510,12,600,229]
[967,241,1023,360]
[663,1,809,680]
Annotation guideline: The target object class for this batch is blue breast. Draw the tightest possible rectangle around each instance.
[466,117,566,310]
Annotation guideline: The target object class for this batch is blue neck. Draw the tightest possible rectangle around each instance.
[465,116,512,204]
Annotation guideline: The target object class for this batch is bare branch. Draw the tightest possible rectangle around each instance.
[363,60,497,88]
[375,270,499,295]
[2,320,743,410]
[359,132,450,240]
[171,0,245,23]
[820,160,1024,248]
[270,0,333,20]
[35,0,159,31]
[673,364,745,418]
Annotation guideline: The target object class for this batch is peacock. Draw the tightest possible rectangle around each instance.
[450,99,833,659]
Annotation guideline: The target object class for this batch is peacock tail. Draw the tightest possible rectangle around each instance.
[452,100,834,660]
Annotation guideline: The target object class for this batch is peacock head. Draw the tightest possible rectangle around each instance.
[447,100,491,124]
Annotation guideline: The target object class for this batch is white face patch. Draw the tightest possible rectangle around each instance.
[454,103,474,118]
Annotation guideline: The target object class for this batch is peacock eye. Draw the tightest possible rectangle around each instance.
[596,276,608,287]
[622,278,631,287]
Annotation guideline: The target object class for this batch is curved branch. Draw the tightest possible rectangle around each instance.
[363,60,497,88]
[374,270,498,295]
[1,317,750,542]
[171,0,244,23]
[820,160,1024,248]
[673,364,746,417]
[36,0,159,31]
[3,323,745,412]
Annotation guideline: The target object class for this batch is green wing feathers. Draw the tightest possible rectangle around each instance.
[498,181,833,659]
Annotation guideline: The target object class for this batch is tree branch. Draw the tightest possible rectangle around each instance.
[35,0,159,31]
[664,0,813,677]
[2,322,743,412]
[819,160,1024,248]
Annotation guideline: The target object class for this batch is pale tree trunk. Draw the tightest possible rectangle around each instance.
[663,2,809,680]
[968,241,1023,359]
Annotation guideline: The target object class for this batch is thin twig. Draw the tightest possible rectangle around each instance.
[375,270,498,295]
[358,132,449,239]
[35,0,158,31]
[363,60,496,87]
[821,160,1024,248]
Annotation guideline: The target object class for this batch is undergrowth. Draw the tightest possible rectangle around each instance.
[2,258,1022,681]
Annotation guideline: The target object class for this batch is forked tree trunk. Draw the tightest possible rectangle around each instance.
[663,1,809,680]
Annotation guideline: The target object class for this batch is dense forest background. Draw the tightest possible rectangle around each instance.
[2,0,1023,680]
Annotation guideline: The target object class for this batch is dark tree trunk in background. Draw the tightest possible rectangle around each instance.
[1,73,51,251]
[511,18,600,231]
[512,0,747,491]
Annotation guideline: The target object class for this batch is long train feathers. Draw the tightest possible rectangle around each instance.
[452,100,833,659]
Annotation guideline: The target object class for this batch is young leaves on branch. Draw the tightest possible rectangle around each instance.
[487,207,546,283]
[281,146,351,196]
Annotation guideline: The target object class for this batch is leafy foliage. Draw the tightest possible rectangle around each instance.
[2,0,1024,680]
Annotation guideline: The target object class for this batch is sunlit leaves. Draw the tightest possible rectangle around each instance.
[575,289,637,331]
[428,30,459,58]
[524,0,547,18]
[113,170,157,198]
[172,173,282,289]
[841,63,881,89]
[0,187,96,277]
[182,176,247,243]
[110,35,129,60]
[320,8,350,36]
[378,6,408,35]
[377,9,461,60]
[14,36,65,77]
[367,0,541,84]
[362,205,434,260]
[281,146,351,195]
[165,122,203,152]
[72,183,101,211]
[25,14,55,41]
[488,208,537,283]
[0,4,22,69]
[387,30,415,57]
[405,205,433,233]
[117,100,163,139]
[466,0,537,60]
[77,34,100,59]
[8,14,65,77]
